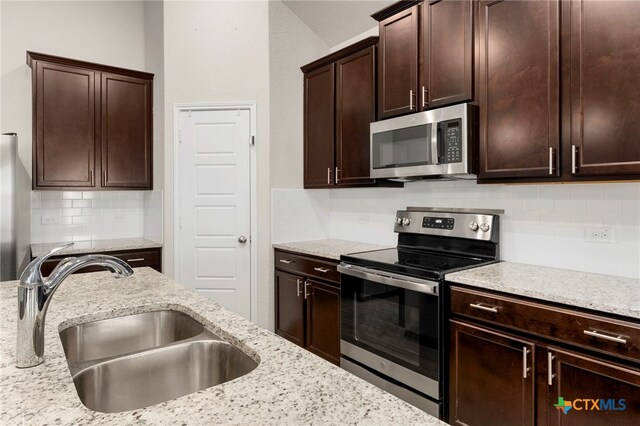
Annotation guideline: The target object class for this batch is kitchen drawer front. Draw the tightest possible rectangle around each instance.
[450,285,640,362]
[39,248,162,277]
[274,250,340,284]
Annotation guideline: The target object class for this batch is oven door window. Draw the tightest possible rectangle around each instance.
[341,277,439,381]
[371,123,432,169]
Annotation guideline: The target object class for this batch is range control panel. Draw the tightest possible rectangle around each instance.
[422,217,455,230]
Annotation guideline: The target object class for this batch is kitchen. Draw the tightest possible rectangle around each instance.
[1,1,640,424]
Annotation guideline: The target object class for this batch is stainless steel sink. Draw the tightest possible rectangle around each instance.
[59,309,259,413]
[60,310,205,362]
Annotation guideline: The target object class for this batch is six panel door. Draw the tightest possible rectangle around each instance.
[477,0,560,180]
[34,61,97,188]
[101,73,152,188]
[275,270,306,347]
[450,320,536,426]
[304,64,335,188]
[421,0,473,109]
[305,279,340,365]
[568,0,640,176]
[335,46,376,186]
[378,5,419,119]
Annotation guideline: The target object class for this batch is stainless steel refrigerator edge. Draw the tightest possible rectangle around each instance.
[1,133,31,280]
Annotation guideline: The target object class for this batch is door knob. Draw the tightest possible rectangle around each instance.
[238,236,247,244]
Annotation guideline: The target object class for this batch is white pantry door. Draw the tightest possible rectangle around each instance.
[178,109,251,319]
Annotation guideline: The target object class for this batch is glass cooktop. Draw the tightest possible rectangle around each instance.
[340,247,493,281]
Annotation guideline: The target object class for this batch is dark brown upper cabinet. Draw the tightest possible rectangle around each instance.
[477,0,560,180]
[27,52,153,190]
[302,37,380,189]
[373,0,473,119]
[566,0,640,177]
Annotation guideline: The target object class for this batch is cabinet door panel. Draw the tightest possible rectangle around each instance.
[304,64,335,188]
[101,73,152,188]
[478,0,560,179]
[34,62,96,188]
[421,0,473,109]
[547,347,640,426]
[569,1,640,176]
[306,279,340,365]
[450,320,535,426]
[378,5,419,119]
[336,46,375,186]
[275,271,305,347]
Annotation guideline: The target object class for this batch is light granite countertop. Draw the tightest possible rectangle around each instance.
[31,238,162,258]
[446,262,640,320]
[0,268,442,425]
[273,239,390,260]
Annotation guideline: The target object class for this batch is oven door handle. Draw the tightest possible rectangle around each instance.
[338,263,439,296]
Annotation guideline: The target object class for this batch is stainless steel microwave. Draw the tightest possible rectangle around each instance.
[370,103,477,181]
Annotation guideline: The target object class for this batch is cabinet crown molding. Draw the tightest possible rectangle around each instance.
[371,0,422,22]
[300,37,378,74]
[26,51,154,80]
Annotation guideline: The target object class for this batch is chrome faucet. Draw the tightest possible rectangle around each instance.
[16,243,134,368]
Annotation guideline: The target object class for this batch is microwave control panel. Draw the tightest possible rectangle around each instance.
[441,119,462,164]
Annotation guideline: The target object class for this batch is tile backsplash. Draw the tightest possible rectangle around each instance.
[31,191,163,244]
[272,181,640,279]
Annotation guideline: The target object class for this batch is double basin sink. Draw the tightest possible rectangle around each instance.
[59,309,258,413]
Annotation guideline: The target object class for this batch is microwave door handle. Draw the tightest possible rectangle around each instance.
[436,122,444,165]
[337,263,439,296]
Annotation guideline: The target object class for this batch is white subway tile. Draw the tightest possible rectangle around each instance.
[62,208,82,217]
[72,199,92,208]
[61,191,83,200]
[585,199,622,215]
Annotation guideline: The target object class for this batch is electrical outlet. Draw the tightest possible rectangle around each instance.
[113,215,126,224]
[41,216,58,225]
[585,227,613,243]
[358,214,369,224]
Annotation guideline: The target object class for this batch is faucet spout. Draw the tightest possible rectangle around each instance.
[16,244,134,368]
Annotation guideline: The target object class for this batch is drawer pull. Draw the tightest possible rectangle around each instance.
[547,352,556,386]
[469,303,498,313]
[279,259,294,264]
[583,329,627,344]
[522,347,530,379]
[314,267,331,273]
[126,258,145,262]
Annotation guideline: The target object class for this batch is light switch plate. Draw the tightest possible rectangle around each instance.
[41,215,58,225]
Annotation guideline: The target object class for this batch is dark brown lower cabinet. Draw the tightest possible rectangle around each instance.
[450,320,536,426]
[449,319,640,425]
[305,279,340,364]
[37,247,162,277]
[274,270,305,347]
[274,250,340,365]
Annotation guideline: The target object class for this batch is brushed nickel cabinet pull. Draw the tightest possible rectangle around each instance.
[102,170,107,185]
[469,303,498,313]
[296,278,302,297]
[314,267,330,273]
[583,329,627,344]
[279,259,294,264]
[126,258,145,262]
[90,170,94,186]
[422,86,428,108]
[327,167,331,185]
[571,145,578,174]
[547,352,556,385]
[522,347,531,379]
[548,147,554,175]
[335,167,340,184]
[304,281,311,299]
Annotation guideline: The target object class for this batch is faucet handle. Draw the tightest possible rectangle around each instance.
[20,242,75,286]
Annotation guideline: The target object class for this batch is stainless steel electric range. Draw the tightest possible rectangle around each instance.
[338,207,502,419]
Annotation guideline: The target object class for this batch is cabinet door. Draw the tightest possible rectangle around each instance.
[378,5,419,119]
[450,320,536,426]
[275,270,305,347]
[303,64,335,188]
[421,0,473,109]
[478,0,560,179]
[34,61,97,188]
[101,73,152,189]
[568,1,640,176]
[547,347,640,425]
[335,46,376,186]
[305,279,340,365]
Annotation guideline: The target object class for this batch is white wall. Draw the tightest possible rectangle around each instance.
[162,1,271,327]
[1,0,147,179]
[272,182,640,279]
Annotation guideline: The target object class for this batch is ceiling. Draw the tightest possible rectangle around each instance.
[282,0,395,47]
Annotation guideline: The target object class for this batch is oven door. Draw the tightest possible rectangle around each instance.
[338,263,440,400]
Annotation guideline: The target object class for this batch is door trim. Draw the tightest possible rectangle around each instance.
[173,102,258,322]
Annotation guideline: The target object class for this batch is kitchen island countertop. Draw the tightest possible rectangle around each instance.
[0,268,442,425]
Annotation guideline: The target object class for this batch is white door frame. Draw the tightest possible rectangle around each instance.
[173,102,258,322]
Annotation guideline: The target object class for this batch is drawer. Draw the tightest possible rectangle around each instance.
[450,285,640,363]
[39,248,162,276]
[274,250,340,284]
